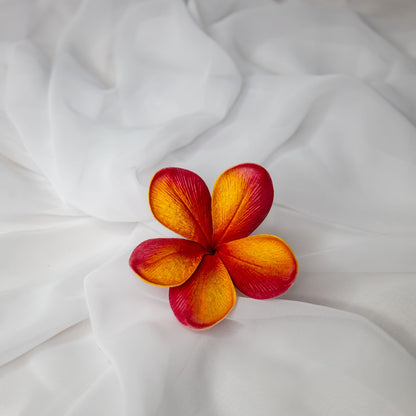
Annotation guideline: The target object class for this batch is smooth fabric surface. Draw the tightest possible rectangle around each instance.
[1,0,416,414]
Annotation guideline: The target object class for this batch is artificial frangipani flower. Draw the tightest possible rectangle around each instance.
[129,164,298,329]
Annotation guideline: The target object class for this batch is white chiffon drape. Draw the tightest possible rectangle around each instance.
[1,0,416,415]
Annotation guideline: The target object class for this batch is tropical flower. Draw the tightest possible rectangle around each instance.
[129,163,298,330]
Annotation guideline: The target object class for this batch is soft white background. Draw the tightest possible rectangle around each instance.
[1,0,416,414]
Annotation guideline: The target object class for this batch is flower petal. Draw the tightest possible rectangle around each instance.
[211,163,274,244]
[169,253,236,329]
[129,238,206,287]
[218,235,297,299]
[149,168,212,248]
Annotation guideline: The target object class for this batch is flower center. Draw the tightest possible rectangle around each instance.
[208,247,217,255]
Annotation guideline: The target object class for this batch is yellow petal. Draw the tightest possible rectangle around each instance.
[212,163,274,245]
[129,238,206,287]
[169,253,236,329]
[149,167,212,248]
[218,234,297,299]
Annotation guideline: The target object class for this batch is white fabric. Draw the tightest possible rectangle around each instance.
[1,0,416,414]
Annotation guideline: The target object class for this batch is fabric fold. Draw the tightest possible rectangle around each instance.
[1,0,416,414]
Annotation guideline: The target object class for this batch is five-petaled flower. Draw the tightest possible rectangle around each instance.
[129,163,298,330]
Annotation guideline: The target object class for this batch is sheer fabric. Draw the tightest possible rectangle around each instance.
[1,0,416,414]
